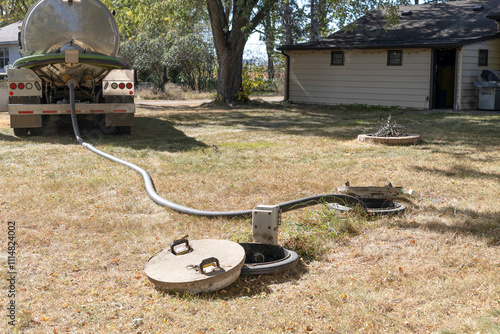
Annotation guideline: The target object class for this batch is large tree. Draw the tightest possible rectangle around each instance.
[206,0,278,104]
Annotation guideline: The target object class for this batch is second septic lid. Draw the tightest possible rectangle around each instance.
[145,238,245,294]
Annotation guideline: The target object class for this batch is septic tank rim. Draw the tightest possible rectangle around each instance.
[239,243,299,276]
[329,201,407,215]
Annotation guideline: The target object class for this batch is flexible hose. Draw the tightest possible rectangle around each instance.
[68,82,366,218]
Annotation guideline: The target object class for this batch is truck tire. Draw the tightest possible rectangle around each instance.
[13,128,29,137]
[30,127,44,136]
[98,117,117,135]
[117,126,131,135]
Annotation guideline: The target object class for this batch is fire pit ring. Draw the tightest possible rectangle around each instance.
[358,134,421,145]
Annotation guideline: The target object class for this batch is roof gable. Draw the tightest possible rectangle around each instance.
[0,21,22,44]
[281,0,500,50]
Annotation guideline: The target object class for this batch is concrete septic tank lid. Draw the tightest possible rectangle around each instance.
[358,134,421,145]
[144,239,245,294]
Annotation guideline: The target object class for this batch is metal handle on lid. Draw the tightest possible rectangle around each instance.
[199,257,221,274]
[170,238,192,255]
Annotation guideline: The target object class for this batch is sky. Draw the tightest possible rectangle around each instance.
[244,32,267,63]
[243,0,309,63]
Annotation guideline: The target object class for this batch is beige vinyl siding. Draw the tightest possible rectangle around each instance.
[288,49,431,109]
[458,38,500,110]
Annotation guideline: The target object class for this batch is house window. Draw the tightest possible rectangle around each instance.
[0,48,9,68]
[387,50,403,66]
[478,49,488,66]
[331,51,344,66]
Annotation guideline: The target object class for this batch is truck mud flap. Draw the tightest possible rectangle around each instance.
[10,114,42,128]
[105,113,134,127]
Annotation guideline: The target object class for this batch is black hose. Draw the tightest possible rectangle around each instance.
[68,82,366,218]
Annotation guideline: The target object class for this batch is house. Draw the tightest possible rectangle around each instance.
[0,21,23,77]
[279,0,500,110]
[0,21,23,110]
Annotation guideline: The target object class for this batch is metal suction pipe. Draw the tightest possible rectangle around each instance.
[67,83,366,218]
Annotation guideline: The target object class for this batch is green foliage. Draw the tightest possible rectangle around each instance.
[102,0,206,39]
[163,24,217,91]
[119,34,169,89]
[118,23,216,92]
[330,0,411,31]
[282,206,368,261]
[0,0,37,26]
[241,64,282,95]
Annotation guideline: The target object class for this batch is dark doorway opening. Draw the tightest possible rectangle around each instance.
[432,49,456,109]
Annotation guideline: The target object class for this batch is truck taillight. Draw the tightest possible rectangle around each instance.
[126,83,133,89]
[10,83,17,90]
[18,83,25,90]
[119,83,125,89]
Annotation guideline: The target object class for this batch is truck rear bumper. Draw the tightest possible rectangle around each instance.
[9,103,135,115]
[9,103,135,128]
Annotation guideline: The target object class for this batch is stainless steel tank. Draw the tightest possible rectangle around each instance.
[20,0,120,57]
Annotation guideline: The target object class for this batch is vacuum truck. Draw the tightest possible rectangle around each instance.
[8,0,134,136]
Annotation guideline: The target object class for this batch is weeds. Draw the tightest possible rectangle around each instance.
[282,207,368,261]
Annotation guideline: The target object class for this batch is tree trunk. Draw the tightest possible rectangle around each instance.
[310,0,319,42]
[284,0,292,45]
[216,43,245,104]
[207,0,274,104]
[264,14,275,80]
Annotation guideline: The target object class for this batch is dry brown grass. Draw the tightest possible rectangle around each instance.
[135,83,214,101]
[1,103,499,334]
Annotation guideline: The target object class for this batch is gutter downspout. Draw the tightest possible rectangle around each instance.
[281,50,290,101]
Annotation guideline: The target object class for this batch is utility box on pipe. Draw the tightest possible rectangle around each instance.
[252,205,281,245]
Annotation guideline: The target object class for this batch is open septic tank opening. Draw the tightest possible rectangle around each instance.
[239,243,299,276]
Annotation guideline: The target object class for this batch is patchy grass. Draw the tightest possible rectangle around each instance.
[135,83,214,101]
[0,103,499,333]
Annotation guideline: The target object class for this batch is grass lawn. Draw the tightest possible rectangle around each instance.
[1,101,499,333]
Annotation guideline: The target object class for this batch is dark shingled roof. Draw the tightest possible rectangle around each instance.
[280,0,500,50]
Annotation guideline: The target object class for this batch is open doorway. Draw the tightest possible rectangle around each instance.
[432,49,456,109]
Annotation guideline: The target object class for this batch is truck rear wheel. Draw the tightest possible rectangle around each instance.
[30,127,44,136]
[117,126,131,135]
[13,128,29,137]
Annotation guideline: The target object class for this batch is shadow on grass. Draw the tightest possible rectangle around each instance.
[159,260,308,301]
[140,102,403,142]
[410,112,500,148]
[25,114,208,152]
[397,206,500,245]
[8,102,500,152]
[0,132,20,142]
[413,165,500,181]
[138,102,500,148]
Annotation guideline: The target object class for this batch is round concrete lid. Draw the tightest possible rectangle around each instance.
[145,239,245,294]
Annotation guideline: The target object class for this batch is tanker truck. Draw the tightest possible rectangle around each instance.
[8,0,135,136]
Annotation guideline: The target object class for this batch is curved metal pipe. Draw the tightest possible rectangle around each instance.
[68,83,366,218]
